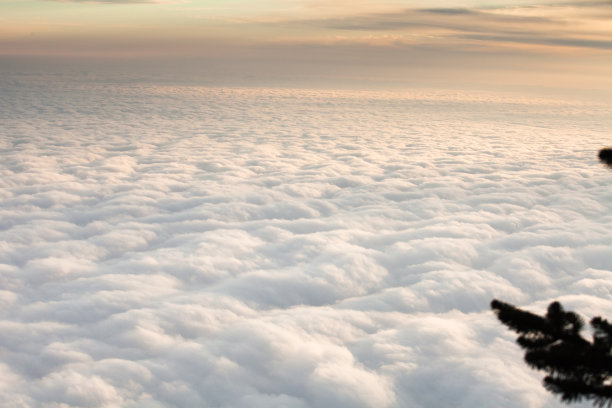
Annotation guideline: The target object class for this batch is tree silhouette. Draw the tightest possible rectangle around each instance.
[599,148,612,168]
[491,300,612,407]
[490,148,612,406]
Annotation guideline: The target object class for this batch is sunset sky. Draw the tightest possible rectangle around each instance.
[1,0,611,92]
[2,2,612,408]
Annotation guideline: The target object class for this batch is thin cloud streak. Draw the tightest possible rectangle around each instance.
[462,34,612,50]
[305,5,611,51]
[43,0,175,3]
[310,9,555,35]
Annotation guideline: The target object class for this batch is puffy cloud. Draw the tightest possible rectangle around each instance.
[0,77,610,407]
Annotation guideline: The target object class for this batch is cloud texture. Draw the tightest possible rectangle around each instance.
[0,76,611,407]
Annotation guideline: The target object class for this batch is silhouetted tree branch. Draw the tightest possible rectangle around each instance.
[491,300,612,407]
[490,149,612,406]
[599,148,612,168]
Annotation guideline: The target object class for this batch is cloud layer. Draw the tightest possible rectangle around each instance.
[0,77,611,407]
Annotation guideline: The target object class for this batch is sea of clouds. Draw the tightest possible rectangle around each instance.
[0,76,611,407]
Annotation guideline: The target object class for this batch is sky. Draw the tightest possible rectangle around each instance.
[1,2,612,407]
[1,0,611,92]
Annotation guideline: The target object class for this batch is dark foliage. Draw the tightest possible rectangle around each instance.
[491,299,612,407]
[599,148,612,168]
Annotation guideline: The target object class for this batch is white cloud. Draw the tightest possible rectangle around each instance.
[0,76,610,407]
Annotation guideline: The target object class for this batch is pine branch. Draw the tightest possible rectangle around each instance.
[491,299,612,407]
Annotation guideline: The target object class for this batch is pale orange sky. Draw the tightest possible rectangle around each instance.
[1,0,611,93]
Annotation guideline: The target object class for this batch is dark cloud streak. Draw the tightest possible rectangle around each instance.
[312,8,555,32]
[300,4,612,52]
[462,34,612,50]
[419,8,476,15]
